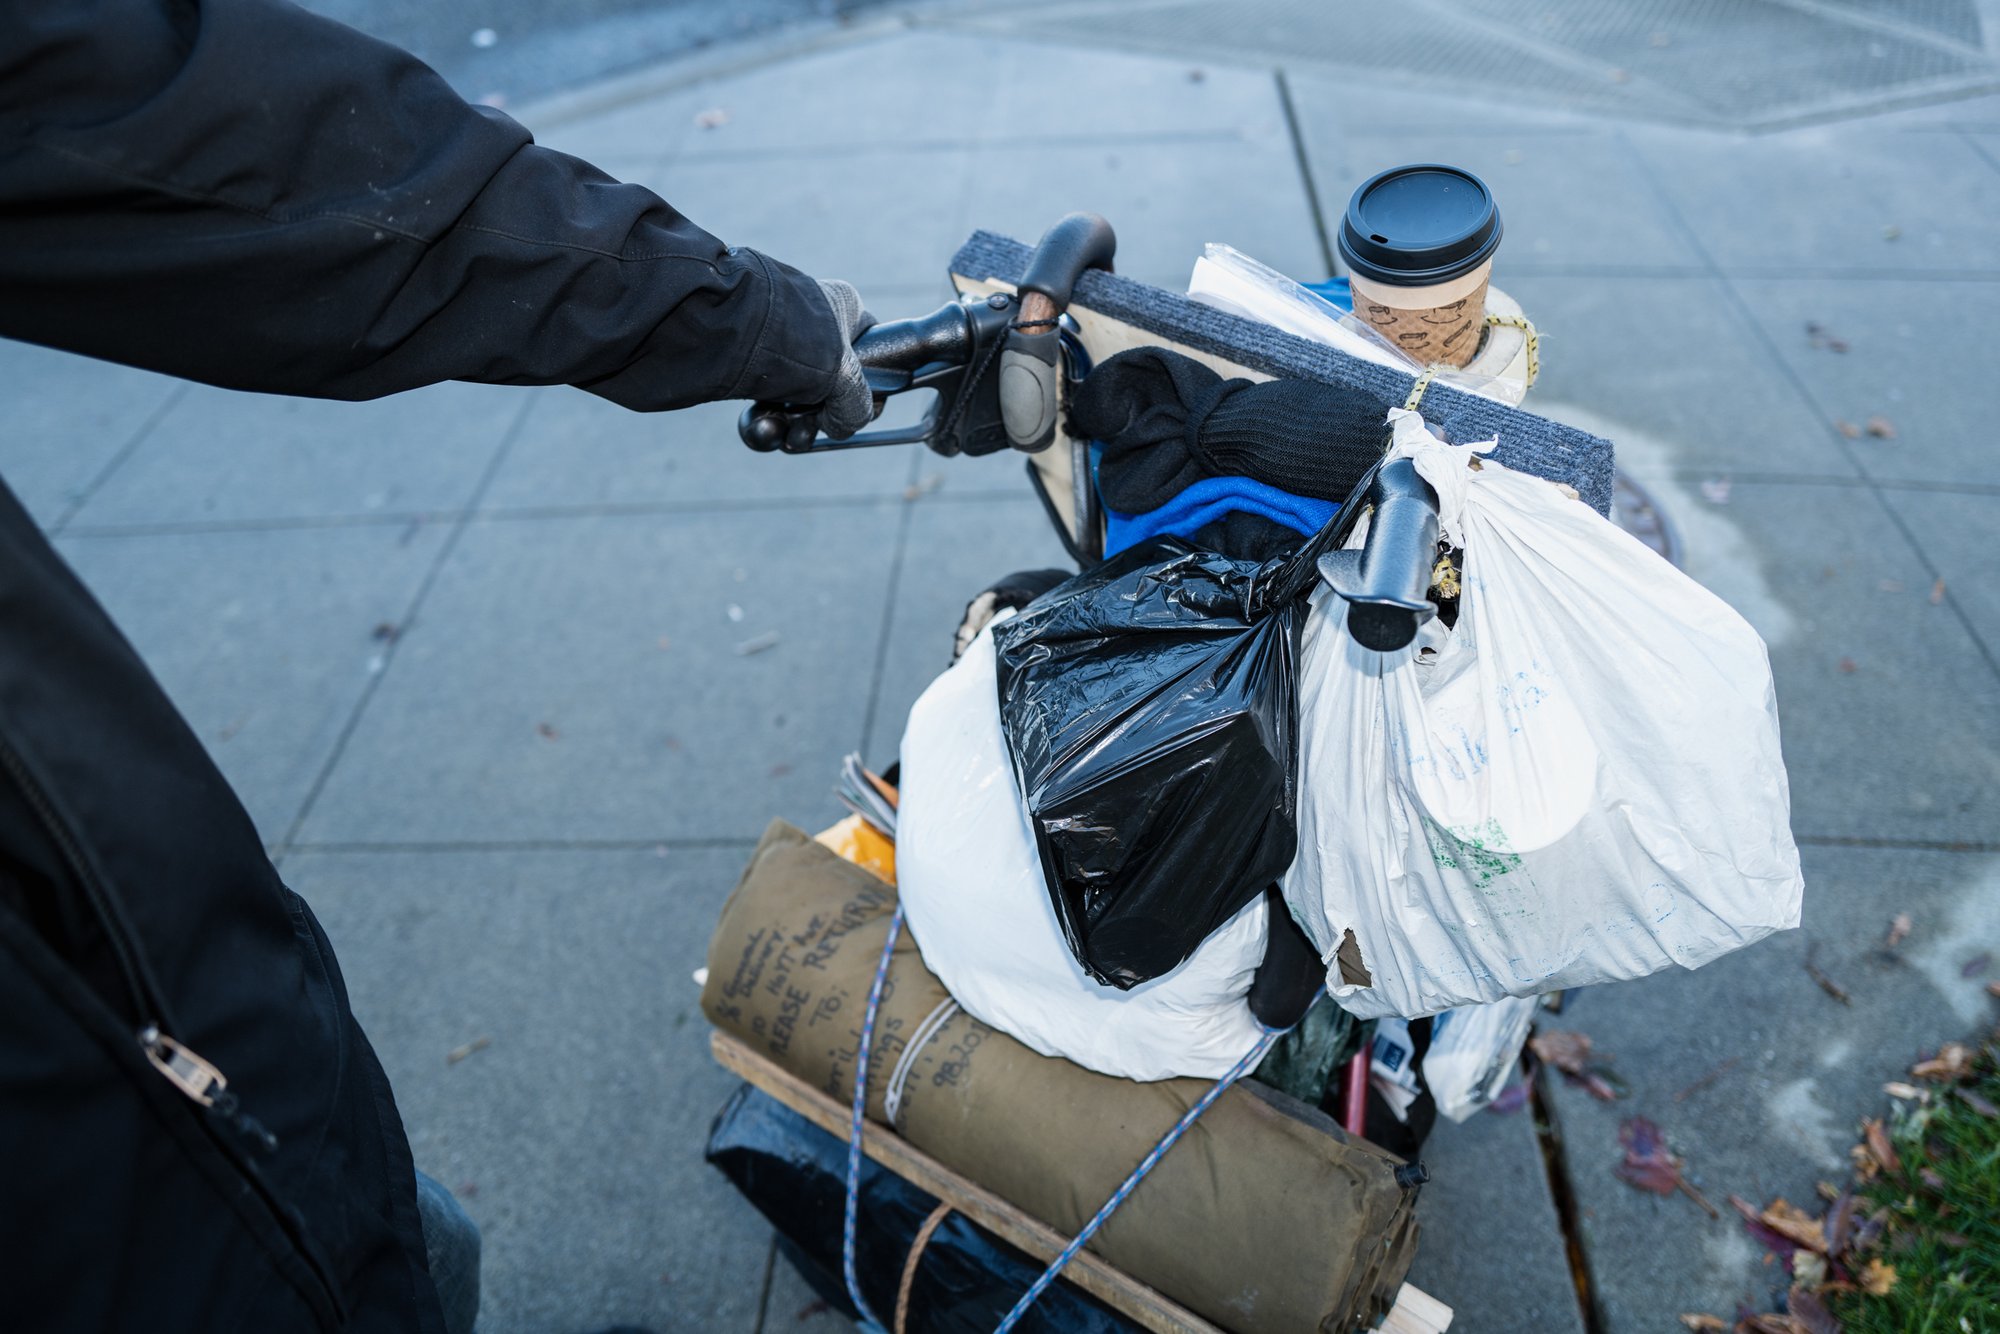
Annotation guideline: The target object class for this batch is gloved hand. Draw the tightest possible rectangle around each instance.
[815,278,876,439]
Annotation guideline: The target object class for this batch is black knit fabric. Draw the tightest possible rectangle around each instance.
[1070,347,1393,514]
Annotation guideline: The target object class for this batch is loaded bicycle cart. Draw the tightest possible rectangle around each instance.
[699,181,1803,1333]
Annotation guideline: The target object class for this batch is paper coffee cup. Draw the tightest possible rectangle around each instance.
[1338,164,1503,371]
[1348,260,1493,369]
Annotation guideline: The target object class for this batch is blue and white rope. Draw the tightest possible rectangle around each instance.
[990,1019,1286,1333]
[843,902,907,1333]
[843,903,1303,1334]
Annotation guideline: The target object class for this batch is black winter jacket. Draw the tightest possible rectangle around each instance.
[0,0,844,1328]
[0,0,844,409]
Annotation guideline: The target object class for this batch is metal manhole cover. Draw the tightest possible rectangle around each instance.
[1611,470,1682,566]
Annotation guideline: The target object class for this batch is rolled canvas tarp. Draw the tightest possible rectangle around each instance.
[702,822,1420,1334]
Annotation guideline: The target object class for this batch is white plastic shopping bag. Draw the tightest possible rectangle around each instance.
[1283,410,1804,1019]
[1369,998,1535,1123]
[1424,998,1538,1122]
[898,617,1269,1082]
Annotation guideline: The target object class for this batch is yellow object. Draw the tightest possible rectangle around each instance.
[814,814,897,885]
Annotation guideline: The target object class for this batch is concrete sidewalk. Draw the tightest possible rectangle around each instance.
[7,5,2000,1331]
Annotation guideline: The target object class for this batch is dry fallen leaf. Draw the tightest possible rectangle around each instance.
[1826,1189,1857,1257]
[1734,1193,1804,1256]
[1836,658,1859,676]
[1530,1028,1622,1100]
[1758,1198,1828,1254]
[1865,415,1896,439]
[447,1035,491,1065]
[1621,1117,1717,1215]
[1788,1286,1840,1334]
[1912,1043,1975,1081]
[1679,1317,1727,1332]
[1674,1057,1740,1103]
[1860,1258,1898,1296]
[1861,1117,1901,1175]
[1532,1029,1594,1071]
[1737,1313,1805,1333]
[1929,578,1946,605]
[1883,1081,1923,1100]
[1886,913,1912,948]
[1835,420,1861,439]
[1957,1088,1998,1119]
[1804,944,1852,1003]
[1987,981,2000,1000]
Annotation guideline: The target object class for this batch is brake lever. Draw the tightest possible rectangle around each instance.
[739,292,1020,455]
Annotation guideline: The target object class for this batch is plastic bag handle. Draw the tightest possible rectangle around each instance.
[1253,459,1384,611]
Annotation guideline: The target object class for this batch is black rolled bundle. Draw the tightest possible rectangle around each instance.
[1068,347,1395,514]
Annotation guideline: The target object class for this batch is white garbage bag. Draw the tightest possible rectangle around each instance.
[1283,409,1805,1020]
[898,617,1269,1082]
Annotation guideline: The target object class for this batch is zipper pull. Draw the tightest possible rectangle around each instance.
[140,1026,279,1154]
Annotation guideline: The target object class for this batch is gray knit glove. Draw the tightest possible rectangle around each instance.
[816,278,876,440]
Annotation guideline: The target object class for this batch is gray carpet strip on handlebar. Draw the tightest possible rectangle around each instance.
[950,231,1615,517]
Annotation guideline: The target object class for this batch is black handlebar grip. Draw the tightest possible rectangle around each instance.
[1018,213,1117,312]
[852,302,974,373]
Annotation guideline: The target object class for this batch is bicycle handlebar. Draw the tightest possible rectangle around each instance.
[738,213,1117,456]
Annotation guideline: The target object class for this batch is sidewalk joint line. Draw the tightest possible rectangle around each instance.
[60,509,443,539]
[1273,67,1337,280]
[56,492,916,538]
[676,126,1248,164]
[1647,471,2000,499]
[1795,834,2000,854]
[1529,1062,1607,1334]
[283,836,763,855]
[50,381,189,535]
[272,392,542,859]
[1959,126,2000,176]
[751,1235,777,1334]
[854,452,922,763]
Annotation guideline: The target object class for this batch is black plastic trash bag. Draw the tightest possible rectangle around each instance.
[991,505,1360,989]
[705,1083,1137,1334]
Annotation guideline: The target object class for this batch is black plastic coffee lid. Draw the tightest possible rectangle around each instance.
[1338,164,1502,287]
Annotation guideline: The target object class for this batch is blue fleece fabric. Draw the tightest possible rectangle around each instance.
[1302,275,1354,313]
[1103,474,1339,558]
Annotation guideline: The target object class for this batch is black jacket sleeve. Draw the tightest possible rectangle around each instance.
[0,0,843,411]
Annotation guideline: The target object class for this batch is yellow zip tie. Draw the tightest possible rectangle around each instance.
[1402,365,1441,412]
[1403,314,1540,418]
[1484,313,1541,389]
